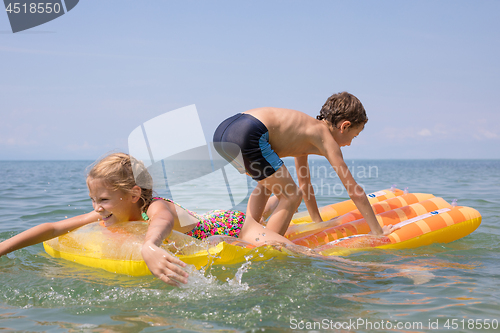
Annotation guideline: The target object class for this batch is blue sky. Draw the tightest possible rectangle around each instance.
[1,0,499,160]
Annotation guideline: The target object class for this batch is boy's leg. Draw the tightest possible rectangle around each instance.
[247,182,272,225]
[238,216,294,245]
[239,183,272,243]
[261,165,302,235]
[239,165,302,243]
[261,194,279,222]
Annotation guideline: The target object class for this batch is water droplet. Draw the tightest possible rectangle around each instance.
[252,305,262,314]
[262,233,266,236]
[255,238,260,242]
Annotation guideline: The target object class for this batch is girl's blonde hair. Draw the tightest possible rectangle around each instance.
[86,153,154,212]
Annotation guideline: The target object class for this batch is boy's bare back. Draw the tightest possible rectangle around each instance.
[243,107,339,160]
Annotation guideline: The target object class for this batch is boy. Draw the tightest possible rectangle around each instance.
[213,92,397,245]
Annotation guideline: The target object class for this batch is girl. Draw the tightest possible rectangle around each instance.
[0,153,273,286]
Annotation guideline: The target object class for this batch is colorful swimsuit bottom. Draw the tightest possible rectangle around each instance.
[144,197,245,240]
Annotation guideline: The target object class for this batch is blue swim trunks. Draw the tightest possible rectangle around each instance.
[213,113,284,181]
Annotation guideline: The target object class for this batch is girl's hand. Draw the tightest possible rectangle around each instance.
[141,241,189,287]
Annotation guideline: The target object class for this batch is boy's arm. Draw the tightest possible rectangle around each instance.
[0,212,99,257]
[141,201,189,286]
[295,156,323,223]
[319,138,395,236]
[331,157,385,235]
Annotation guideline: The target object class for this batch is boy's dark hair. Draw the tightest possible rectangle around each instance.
[317,92,368,127]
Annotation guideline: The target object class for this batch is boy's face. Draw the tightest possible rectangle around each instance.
[334,122,364,147]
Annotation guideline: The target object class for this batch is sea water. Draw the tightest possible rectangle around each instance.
[0,159,499,332]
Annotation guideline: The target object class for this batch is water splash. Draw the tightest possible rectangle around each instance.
[230,261,251,287]
[169,259,251,301]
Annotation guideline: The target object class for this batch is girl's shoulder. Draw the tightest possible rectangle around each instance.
[143,197,172,220]
[145,197,202,221]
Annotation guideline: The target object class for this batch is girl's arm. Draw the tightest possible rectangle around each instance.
[295,156,323,223]
[141,200,189,286]
[0,212,100,257]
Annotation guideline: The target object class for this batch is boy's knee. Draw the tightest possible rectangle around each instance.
[270,181,302,208]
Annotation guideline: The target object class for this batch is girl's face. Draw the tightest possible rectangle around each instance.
[87,178,142,225]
